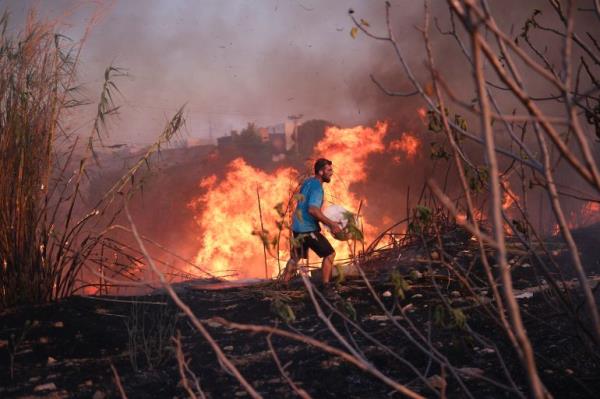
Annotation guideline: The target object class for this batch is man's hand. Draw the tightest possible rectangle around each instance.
[309,206,344,235]
[329,222,343,235]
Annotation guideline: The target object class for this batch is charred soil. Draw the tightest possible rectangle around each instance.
[1,229,600,398]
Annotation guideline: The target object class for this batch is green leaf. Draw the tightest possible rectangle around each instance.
[338,298,357,321]
[335,264,345,284]
[429,142,450,161]
[450,308,467,329]
[415,205,432,223]
[340,211,364,242]
[271,298,295,323]
[391,270,410,299]
[454,114,467,131]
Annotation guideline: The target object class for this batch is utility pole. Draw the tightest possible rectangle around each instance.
[287,114,303,156]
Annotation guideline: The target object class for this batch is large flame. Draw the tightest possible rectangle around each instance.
[188,159,298,278]
[313,121,389,260]
[188,122,390,279]
[314,122,388,182]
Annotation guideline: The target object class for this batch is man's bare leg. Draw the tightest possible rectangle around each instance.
[321,251,336,285]
[281,258,298,283]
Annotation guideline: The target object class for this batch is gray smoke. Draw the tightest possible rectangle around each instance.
[4,0,598,247]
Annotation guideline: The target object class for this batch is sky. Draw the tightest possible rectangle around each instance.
[5,0,596,148]
[4,0,432,145]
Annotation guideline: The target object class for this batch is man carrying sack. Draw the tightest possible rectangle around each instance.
[281,158,342,290]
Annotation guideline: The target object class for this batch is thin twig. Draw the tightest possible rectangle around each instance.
[110,363,128,399]
[124,204,262,399]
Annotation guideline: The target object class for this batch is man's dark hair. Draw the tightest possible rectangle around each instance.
[314,158,332,175]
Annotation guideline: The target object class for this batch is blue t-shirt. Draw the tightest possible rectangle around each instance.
[291,177,324,233]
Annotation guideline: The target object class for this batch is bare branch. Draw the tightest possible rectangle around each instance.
[124,204,263,399]
[110,363,128,399]
[369,74,419,97]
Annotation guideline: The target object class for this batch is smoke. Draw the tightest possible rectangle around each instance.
[0,0,423,143]
[5,0,591,141]
[3,0,599,279]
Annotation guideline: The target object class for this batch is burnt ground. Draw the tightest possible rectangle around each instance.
[1,227,600,398]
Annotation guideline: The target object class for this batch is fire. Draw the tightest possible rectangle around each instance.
[452,180,520,234]
[417,107,427,125]
[455,208,485,225]
[188,159,298,278]
[188,122,390,279]
[551,201,599,236]
[581,201,600,223]
[389,132,420,163]
[456,213,467,225]
[313,121,389,257]
[315,122,388,181]
[502,180,519,211]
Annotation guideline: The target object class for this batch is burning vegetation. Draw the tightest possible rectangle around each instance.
[186,121,420,280]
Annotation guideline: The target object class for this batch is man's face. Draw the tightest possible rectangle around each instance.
[319,164,333,183]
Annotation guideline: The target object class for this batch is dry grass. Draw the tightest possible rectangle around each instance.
[0,10,185,309]
[0,11,76,306]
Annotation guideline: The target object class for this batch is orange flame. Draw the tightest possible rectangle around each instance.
[580,201,600,223]
[188,122,390,279]
[188,159,298,278]
[389,132,420,163]
[313,121,389,256]
[455,208,485,225]
[502,180,519,211]
[552,201,599,236]
[315,122,388,181]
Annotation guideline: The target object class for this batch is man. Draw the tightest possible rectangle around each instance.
[281,158,343,288]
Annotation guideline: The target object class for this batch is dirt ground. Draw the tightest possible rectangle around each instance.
[1,229,600,398]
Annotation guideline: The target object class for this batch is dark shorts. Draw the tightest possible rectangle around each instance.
[291,231,335,259]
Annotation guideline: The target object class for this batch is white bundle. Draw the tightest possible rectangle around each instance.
[323,204,358,241]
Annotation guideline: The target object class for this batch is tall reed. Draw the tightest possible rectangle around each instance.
[0,12,75,307]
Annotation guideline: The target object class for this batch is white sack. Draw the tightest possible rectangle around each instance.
[323,204,351,229]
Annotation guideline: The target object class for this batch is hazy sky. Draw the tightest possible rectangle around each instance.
[5,0,588,147]
[4,0,433,145]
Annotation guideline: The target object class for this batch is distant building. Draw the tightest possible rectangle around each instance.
[215,121,297,162]
[267,122,295,151]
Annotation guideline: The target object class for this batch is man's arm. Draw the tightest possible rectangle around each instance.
[308,206,342,234]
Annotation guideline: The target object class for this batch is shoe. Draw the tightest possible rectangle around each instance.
[321,284,340,302]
